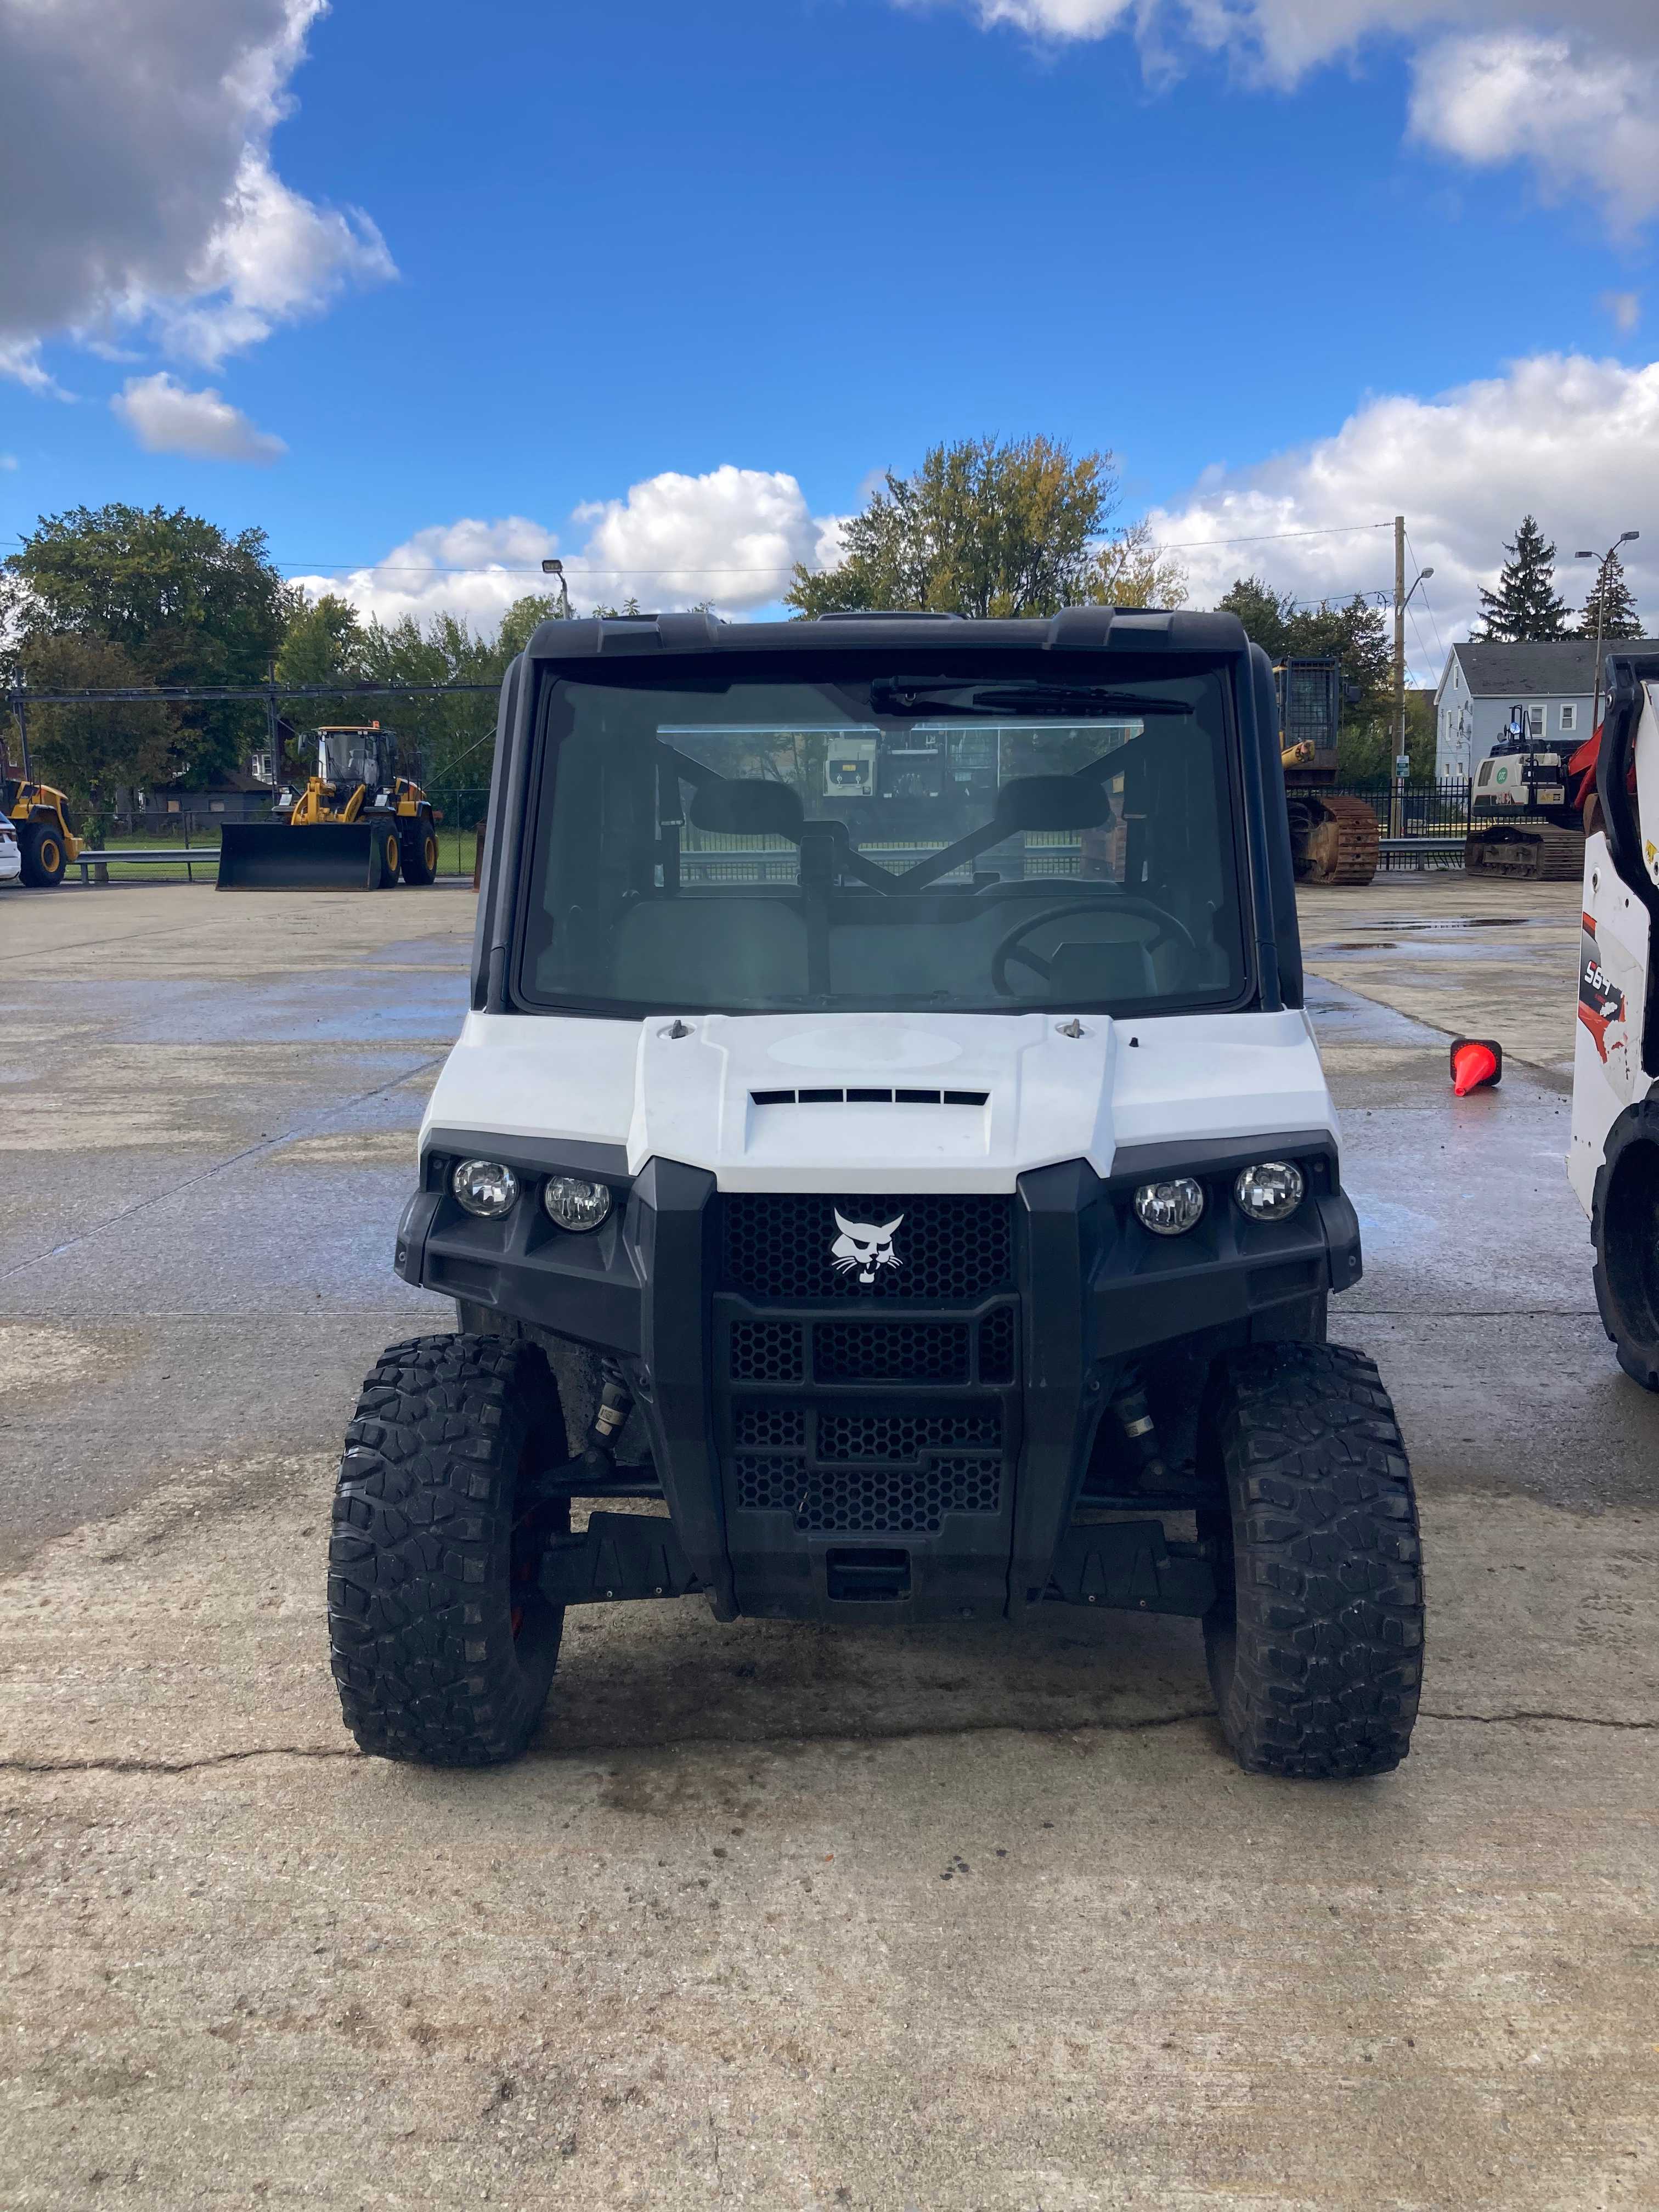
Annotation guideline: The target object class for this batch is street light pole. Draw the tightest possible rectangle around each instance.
[1576,529,1640,735]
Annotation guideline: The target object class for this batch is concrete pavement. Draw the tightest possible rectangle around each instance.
[1,879,1654,2210]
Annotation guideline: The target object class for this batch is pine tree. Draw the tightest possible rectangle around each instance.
[1577,547,1644,640]
[1475,515,1570,641]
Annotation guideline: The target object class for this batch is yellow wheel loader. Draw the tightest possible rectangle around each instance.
[218,725,442,893]
[0,766,81,887]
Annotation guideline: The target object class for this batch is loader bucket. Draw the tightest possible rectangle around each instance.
[216,821,387,892]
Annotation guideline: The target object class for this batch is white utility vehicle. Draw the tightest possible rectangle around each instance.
[329,610,1423,1778]
[1569,652,1659,1387]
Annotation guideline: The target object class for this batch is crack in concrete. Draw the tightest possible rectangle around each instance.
[3,1702,1654,1780]
[0,1745,360,1776]
[1420,1707,1658,1731]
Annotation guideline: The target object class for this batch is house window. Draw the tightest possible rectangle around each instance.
[1526,706,1546,737]
[166,799,181,814]
[209,799,225,813]
[1560,704,1577,733]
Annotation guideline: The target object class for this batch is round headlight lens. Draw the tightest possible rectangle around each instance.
[1234,1160,1305,1222]
[1133,1177,1205,1237]
[452,1159,521,1217]
[543,1176,613,1233]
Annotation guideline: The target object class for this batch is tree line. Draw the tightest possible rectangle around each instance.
[0,505,571,817]
[5,450,1637,812]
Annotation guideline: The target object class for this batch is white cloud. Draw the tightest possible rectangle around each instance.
[298,469,839,632]
[160,152,394,369]
[1408,33,1659,227]
[1602,290,1643,335]
[912,3,1659,221]
[572,466,826,612]
[1144,351,1659,676]
[0,340,69,398]
[0,0,393,375]
[291,517,562,633]
[111,373,286,464]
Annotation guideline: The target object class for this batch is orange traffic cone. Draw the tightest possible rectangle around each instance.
[1449,1037,1503,1095]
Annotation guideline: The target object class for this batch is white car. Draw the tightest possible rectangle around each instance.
[0,811,21,885]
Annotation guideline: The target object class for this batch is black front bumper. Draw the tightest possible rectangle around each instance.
[399,1133,1359,1624]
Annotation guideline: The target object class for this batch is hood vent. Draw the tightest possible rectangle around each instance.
[751,1087,988,1108]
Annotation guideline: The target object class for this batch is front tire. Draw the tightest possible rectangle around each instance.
[400,814,440,884]
[1593,1108,1659,1390]
[328,1334,568,1766]
[20,822,66,887]
[1198,1344,1423,1779]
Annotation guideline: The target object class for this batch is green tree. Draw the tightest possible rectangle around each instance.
[1577,547,1644,640]
[275,592,370,747]
[1217,579,1394,778]
[7,630,177,816]
[1476,515,1570,641]
[1081,520,1188,610]
[1216,575,1295,661]
[5,504,293,782]
[786,436,1123,618]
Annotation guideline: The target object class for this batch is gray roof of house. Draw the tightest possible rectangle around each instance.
[1449,637,1659,697]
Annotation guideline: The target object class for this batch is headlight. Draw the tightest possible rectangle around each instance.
[452,1158,521,1217]
[543,1176,613,1233]
[1234,1160,1305,1222]
[1133,1177,1205,1237]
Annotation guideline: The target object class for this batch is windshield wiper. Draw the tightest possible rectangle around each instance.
[868,680,1189,718]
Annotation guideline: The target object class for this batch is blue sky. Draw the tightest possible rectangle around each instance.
[3,0,1658,667]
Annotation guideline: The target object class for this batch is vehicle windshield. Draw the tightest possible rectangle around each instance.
[517,659,1248,1016]
[319,731,380,786]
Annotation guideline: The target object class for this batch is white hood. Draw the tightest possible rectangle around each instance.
[422,1007,1337,1193]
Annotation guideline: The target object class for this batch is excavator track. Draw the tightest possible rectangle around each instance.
[1296,792,1380,887]
[1464,822,1584,882]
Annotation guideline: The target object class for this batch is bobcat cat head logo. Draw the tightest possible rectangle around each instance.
[831,1209,905,1286]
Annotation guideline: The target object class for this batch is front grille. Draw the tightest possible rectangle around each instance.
[815,1319,969,1383]
[978,1306,1017,1384]
[734,1456,1002,1534]
[733,1404,806,1450]
[721,1192,1013,1302]
[729,1320,803,1383]
[818,1408,1000,1457]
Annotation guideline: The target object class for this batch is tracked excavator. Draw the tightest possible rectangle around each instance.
[1463,705,1587,881]
[1274,658,1380,886]
[1570,651,1659,1388]
[217,725,441,892]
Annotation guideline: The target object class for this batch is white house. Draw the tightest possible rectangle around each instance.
[1435,639,1659,778]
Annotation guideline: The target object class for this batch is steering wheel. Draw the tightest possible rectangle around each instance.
[989,896,1199,998]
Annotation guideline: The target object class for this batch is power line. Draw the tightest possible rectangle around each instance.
[1403,528,1446,664]
[1144,520,1394,554]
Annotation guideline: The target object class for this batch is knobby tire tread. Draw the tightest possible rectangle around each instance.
[328,1333,566,1766]
[1201,1342,1423,1779]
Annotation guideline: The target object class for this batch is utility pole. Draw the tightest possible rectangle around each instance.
[1393,515,1407,765]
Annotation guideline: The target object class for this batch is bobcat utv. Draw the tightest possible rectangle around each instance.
[330,610,1423,1779]
[1569,651,1659,1388]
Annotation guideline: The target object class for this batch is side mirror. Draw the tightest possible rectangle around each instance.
[688,779,804,840]
[994,774,1114,834]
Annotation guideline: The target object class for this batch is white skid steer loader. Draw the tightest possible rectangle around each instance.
[1570,652,1659,1387]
